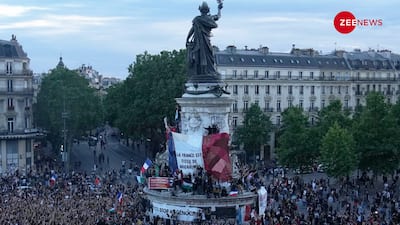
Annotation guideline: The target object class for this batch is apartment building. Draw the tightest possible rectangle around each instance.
[216,45,399,160]
[0,35,41,174]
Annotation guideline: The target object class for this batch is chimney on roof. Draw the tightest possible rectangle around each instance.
[244,45,248,50]
[226,45,237,53]
[259,46,269,54]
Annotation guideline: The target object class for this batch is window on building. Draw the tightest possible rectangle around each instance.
[311,117,315,125]
[277,100,281,112]
[244,85,249,94]
[300,86,304,95]
[299,100,303,109]
[276,115,281,126]
[321,100,325,108]
[232,116,238,128]
[310,101,315,110]
[345,86,349,94]
[264,101,270,112]
[6,62,12,75]
[357,72,360,80]
[26,140,31,153]
[254,70,258,78]
[366,85,370,92]
[288,71,292,79]
[330,86,333,94]
[7,118,14,133]
[25,116,30,129]
[7,98,13,110]
[310,71,314,79]
[243,70,248,78]
[338,86,341,94]
[275,71,280,79]
[233,70,237,78]
[233,85,238,94]
[288,99,293,107]
[387,85,392,95]
[288,86,293,95]
[232,101,238,113]
[277,85,281,95]
[344,99,349,108]
[322,86,325,94]
[255,85,259,95]
[264,71,269,79]
[7,80,13,92]
[330,72,334,80]
[243,101,249,112]
[372,85,376,92]
[387,97,391,104]
[265,85,270,94]
[255,100,259,106]
[299,71,303,79]
[6,140,18,171]
[357,98,360,106]
[311,86,315,95]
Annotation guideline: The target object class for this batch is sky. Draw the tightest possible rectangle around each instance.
[1,0,399,79]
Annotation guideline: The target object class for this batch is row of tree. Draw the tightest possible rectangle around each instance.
[33,50,400,180]
[104,50,187,156]
[33,50,187,158]
[34,67,103,153]
[236,92,400,178]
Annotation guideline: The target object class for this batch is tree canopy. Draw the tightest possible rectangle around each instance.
[104,50,187,156]
[235,103,272,164]
[320,122,357,178]
[353,92,400,174]
[276,107,317,170]
[34,67,102,150]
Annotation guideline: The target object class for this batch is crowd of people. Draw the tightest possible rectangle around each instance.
[144,161,400,225]
[0,162,149,225]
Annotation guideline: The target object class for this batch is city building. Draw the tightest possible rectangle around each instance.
[216,45,400,161]
[0,35,41,174]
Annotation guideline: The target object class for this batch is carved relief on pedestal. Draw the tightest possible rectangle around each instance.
[183,109,202,134]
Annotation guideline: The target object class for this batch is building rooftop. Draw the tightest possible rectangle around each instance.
[216,47,349,70]
[216,45,398,71]
[0,35,28,59]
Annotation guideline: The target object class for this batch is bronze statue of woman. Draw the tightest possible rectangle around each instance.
[186,1,223,83]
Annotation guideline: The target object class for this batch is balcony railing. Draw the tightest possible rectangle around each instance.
[0,88,34,95]
[263,107,274,112]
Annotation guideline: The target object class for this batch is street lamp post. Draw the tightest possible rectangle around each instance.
[62,105,69,174]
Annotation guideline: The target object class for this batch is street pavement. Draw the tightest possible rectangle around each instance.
[70,126,147,176]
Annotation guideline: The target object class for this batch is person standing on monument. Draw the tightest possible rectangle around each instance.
[186,1,223,78]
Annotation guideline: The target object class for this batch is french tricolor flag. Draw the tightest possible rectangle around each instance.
[117,192,123,205]
[50,174,57,187]
[141,158,152,174]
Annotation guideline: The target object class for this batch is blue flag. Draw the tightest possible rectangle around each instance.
[168,132,178,174]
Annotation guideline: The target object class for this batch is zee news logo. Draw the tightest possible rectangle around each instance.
[334,11,383,34]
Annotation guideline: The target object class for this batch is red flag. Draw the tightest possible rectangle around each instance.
[202,133,232,181]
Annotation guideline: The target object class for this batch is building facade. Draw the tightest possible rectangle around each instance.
[216,45,400,160]
[0,35,40,174]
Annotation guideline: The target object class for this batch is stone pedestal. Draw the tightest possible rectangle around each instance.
[176,83,234,137]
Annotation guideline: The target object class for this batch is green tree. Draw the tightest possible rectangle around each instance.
[320,122,357,178]
[353,92,400,175]
[104,50,187,156]
[34,67,102,152]
[318,100,352,132]
[235,104,272,164]
[276,107,316,170]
